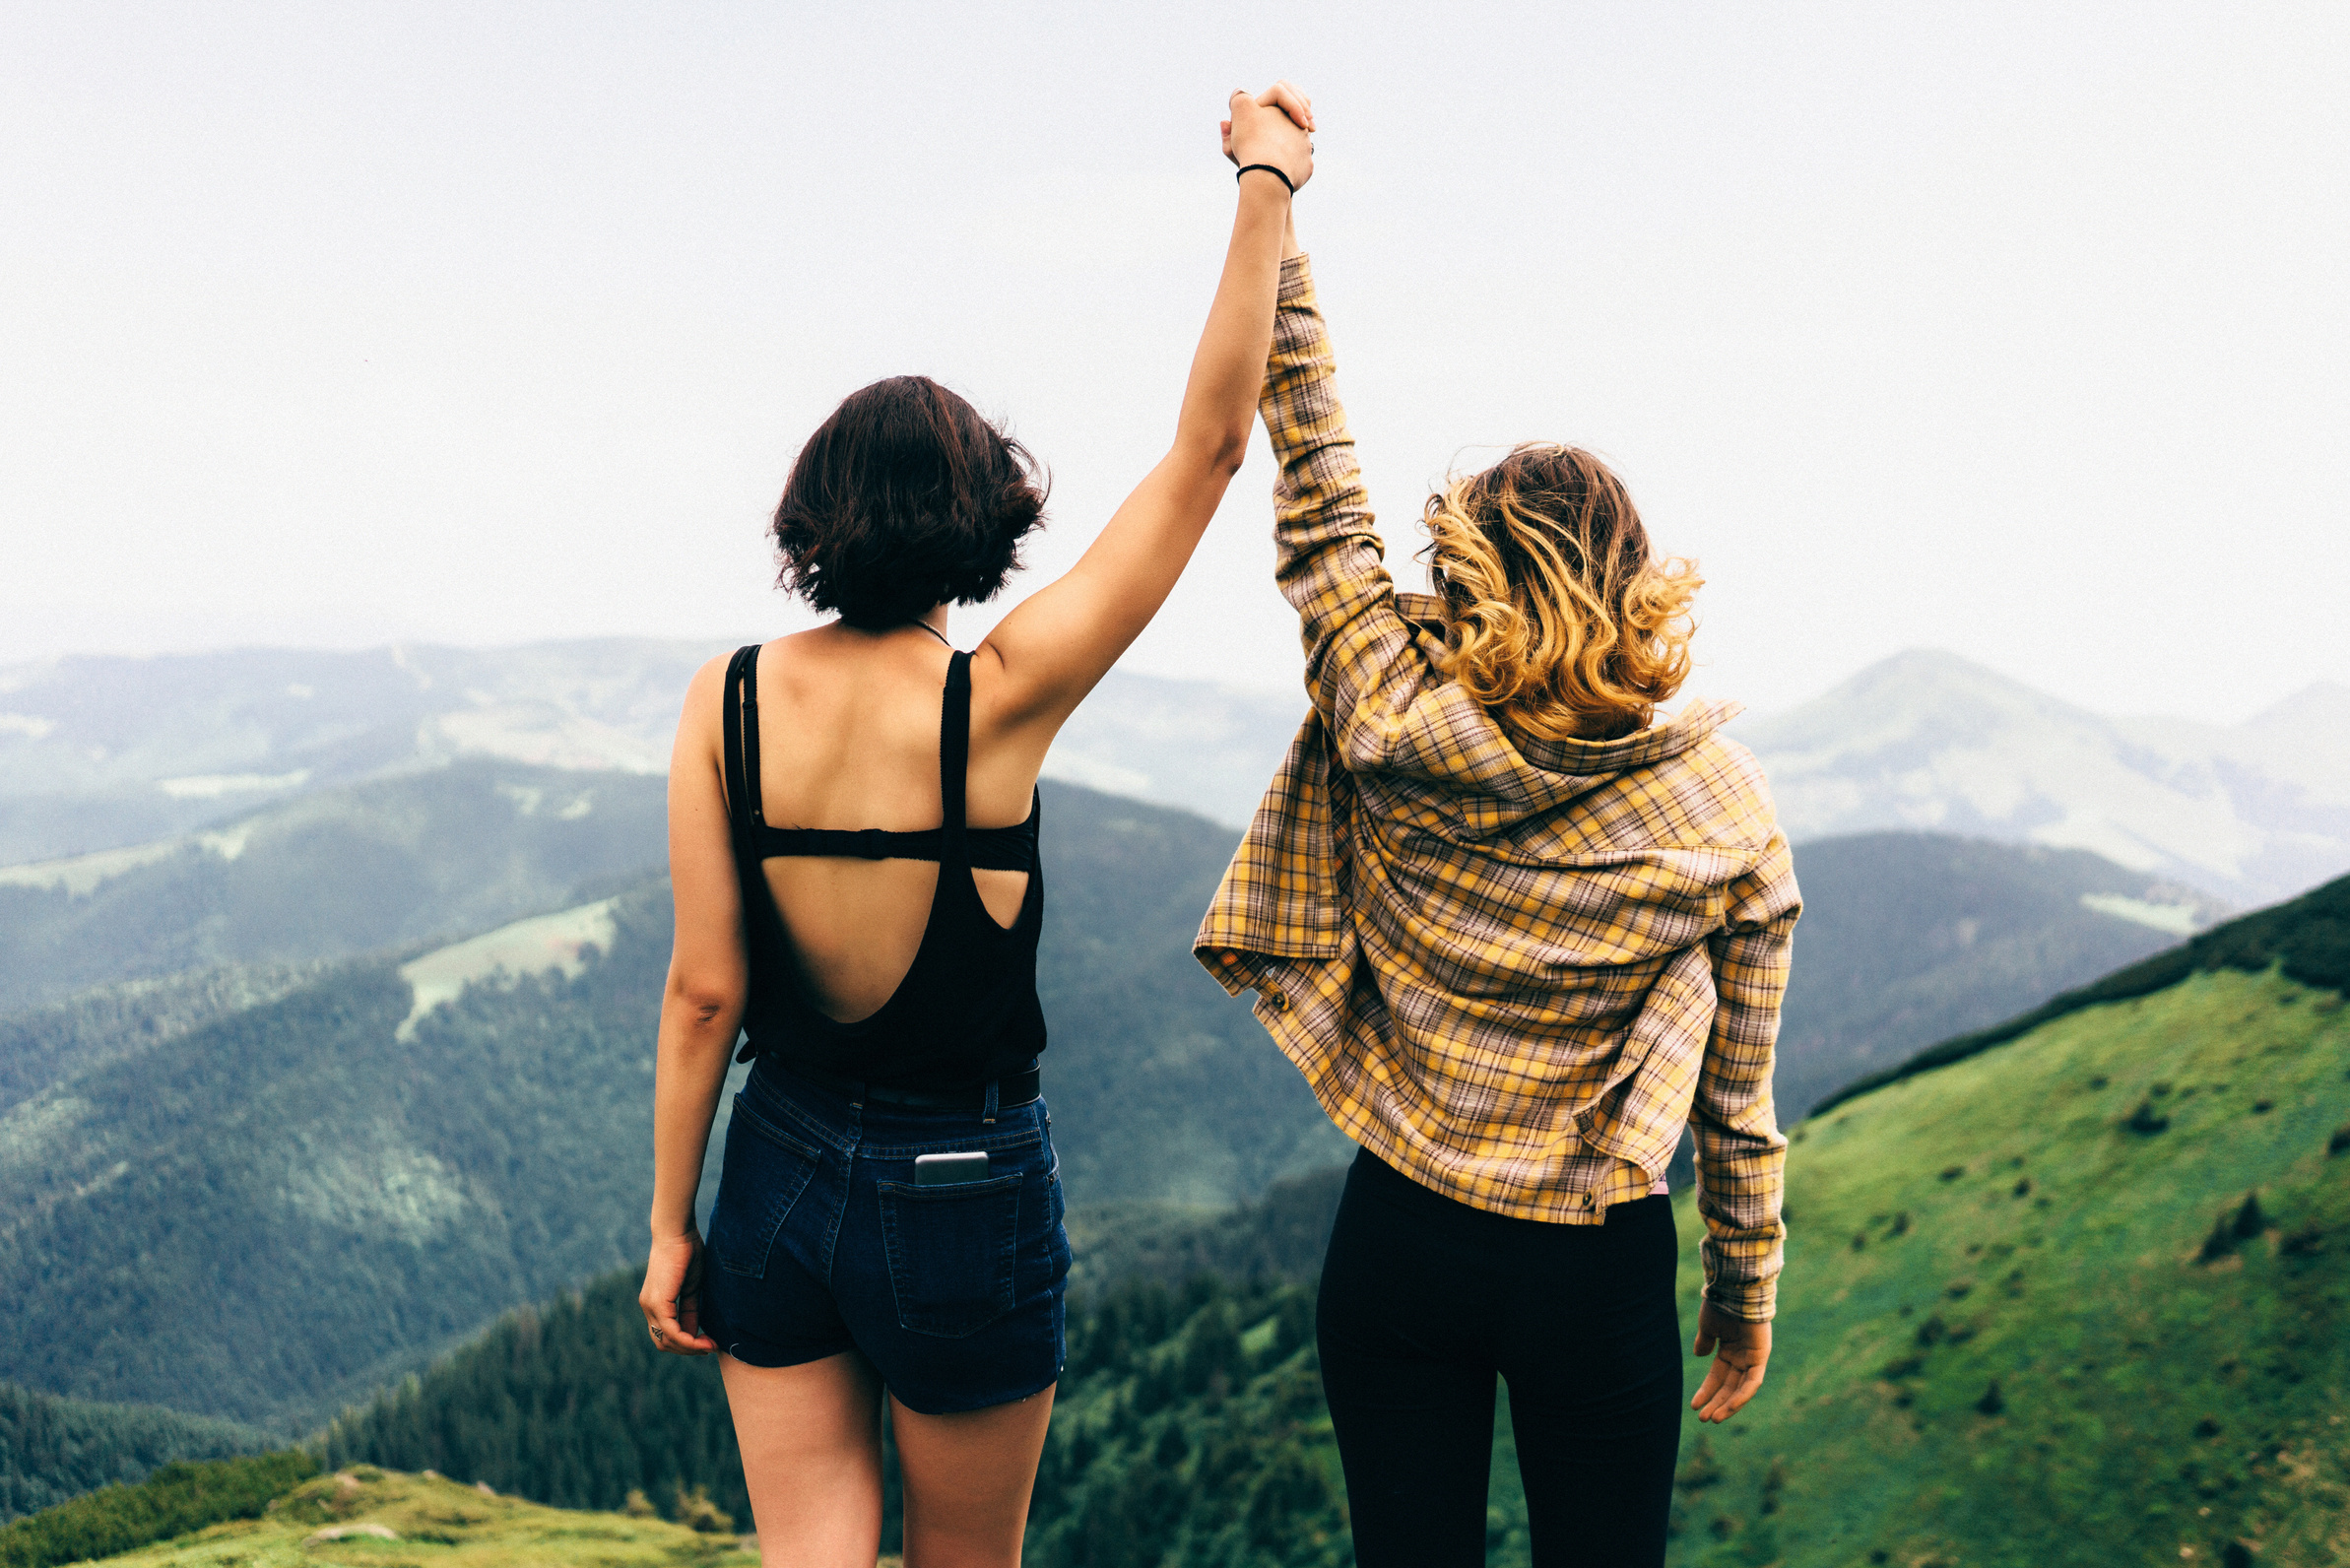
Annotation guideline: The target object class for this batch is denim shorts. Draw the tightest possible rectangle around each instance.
[700,1060,1071,1414]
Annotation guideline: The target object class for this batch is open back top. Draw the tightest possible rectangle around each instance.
[722,644,1047,1088]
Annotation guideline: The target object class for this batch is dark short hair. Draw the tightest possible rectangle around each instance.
[771,376,1047,627]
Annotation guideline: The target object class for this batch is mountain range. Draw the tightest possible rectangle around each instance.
[8,640,2343,906]
[0,761,668,1015]
[0,643,1301,864]
[0,738,2212,1121]
[1735,649,2350,905]
[5,628,2348,1561]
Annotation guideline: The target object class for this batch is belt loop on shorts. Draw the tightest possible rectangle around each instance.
[982,1077,1000,1124]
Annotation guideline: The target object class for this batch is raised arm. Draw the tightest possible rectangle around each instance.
[1251,252,1450,777]
[975,85,1314,730]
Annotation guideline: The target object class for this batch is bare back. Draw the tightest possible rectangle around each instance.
[735,624,1042,1023]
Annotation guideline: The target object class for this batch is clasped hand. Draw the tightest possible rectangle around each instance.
[1222,80,1315,191]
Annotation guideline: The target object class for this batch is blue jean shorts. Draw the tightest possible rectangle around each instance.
[699,1060,1071,1414]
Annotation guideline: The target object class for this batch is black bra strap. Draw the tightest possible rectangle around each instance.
[939,651,972,865]
[740,645,768,828]
[721,644,760,844]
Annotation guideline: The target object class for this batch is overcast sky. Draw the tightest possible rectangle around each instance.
[4,1,2344,720]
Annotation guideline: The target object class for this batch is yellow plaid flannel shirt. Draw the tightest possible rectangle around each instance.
[1195,255,1798,1320]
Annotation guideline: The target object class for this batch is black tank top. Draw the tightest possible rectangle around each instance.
[721,644,1047,1088]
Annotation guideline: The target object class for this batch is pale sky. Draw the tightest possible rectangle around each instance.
[3,1,2344,720]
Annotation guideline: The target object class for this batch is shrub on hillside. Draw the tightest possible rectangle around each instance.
[0,1451,316,1568]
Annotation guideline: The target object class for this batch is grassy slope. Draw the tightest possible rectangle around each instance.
[1628,968,2350,1568]
[88,1468,751,1568]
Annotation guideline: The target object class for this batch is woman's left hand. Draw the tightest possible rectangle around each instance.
[640,1228,718,1356]
[1689,1300,1771,1421]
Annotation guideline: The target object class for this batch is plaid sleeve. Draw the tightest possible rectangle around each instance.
[1691,827,1799,1320]
[1261,256,1435,767]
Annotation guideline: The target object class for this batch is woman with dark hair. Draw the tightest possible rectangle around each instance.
[637,86,1314,1568]
[1197,241,1797,1563]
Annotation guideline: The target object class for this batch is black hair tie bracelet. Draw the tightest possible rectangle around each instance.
[1235,163,1295,194]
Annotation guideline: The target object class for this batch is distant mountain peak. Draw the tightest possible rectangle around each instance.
[1736,648,2350,903]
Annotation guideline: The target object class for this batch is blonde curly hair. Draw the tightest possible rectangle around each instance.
[1420,443,1702,742]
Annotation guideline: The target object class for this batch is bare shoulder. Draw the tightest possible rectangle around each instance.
[672,647,753,770]
[681,650,737,718]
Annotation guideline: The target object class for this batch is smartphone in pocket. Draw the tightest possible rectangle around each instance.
[914,1151,991,1187]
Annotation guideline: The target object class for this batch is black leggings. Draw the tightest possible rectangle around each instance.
[1316,1149,1683,1568]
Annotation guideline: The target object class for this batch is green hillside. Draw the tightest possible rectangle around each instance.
[1652,963,2349,1567]
[0,761,669,1014]
[0,893,682,1430]
[1770,832,2220,1117]
[0,1453,318,1568]
[1064,1166,1344,1297]
[0,1388,277,1526]
[0,963,327,1117]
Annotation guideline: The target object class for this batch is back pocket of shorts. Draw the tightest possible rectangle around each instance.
[708,1098,822,1279]
[877,1173,1022,1338]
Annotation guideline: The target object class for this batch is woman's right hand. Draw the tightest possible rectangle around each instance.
[640,1227,718,1356]
[1222,81,1315,193]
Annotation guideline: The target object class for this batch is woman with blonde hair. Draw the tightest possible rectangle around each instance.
[1199,254,1796,1563]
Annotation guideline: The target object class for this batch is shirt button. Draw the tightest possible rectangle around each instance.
[1580,1193,1595,1209]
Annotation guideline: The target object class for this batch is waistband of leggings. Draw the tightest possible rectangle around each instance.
[1353,1146,1670,1229]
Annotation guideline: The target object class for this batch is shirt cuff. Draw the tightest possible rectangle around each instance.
[1704,1278,1778,1323]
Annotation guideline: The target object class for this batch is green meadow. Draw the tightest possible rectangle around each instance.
[1630,967,2350,1567]
[66,1469,754,1568]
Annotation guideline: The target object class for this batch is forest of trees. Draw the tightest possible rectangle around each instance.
[320,1271,745,1528]
[0,1385,274,1527]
